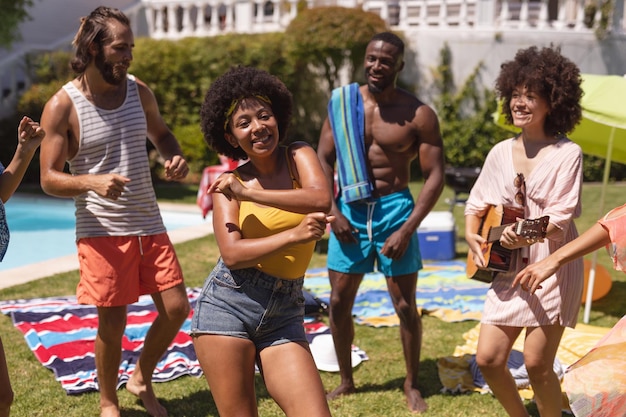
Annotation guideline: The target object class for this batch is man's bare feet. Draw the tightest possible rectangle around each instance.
[126,376,168,417]
[404,384,428,413]
[326,383,356,401]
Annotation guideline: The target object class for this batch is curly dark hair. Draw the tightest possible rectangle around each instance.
[199,66,293,160]
[496,45,583,136]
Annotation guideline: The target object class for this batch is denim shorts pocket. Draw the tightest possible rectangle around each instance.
[212,269,242,290]
[294,290,305,307]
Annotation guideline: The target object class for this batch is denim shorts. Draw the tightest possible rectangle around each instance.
[190,259,307,350]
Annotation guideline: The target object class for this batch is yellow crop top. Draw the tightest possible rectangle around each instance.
[236,146,316,279]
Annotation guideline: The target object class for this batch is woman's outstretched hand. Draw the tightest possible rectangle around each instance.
[512,258,558,293]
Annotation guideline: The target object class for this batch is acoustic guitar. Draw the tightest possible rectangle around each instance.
[466,205,549,283]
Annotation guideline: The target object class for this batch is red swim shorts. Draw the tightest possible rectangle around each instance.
[76,233,184,306]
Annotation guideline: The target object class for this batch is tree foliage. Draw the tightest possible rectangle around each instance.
[0,0,34,48]
[432,43,508,169]
[285,6,387,93]
[131,33,292,129]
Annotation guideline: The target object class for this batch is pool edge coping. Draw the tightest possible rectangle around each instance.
[0,203,213,290]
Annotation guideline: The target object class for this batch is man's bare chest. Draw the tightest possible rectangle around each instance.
[362,103,418,150]
[363,119,418,154]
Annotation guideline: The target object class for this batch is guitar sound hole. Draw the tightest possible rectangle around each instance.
[488,242,512,272]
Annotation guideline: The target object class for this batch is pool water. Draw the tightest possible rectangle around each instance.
[0,194,207,272]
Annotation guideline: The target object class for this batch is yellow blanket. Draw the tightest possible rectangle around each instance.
[437,322,611,400]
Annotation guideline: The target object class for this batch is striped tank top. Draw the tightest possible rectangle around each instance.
[63,75,166,239]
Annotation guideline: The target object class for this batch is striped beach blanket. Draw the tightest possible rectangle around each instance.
[0,288,203,395]
[328,83,372,203]
[0,288,365,395]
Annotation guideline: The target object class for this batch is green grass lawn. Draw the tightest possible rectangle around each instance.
[1,181,624,416]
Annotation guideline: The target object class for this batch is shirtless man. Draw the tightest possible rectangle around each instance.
[317,32,445,413]
[39,7,189,417]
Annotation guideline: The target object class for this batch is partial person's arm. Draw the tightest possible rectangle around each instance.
[536,145,584,242]
[405,104,445,231]
[136,78,188,181]
[316,117,358,243]
[380,104,445,259]
[39,89,130,198]
[465,212,489,268]
[209,142,331,214]
[513,221,611,293]
[0,117,45,203]
[212,189,333,269]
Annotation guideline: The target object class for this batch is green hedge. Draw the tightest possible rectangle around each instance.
[5,7,624,184]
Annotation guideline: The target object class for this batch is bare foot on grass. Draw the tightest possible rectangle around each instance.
[326,383,356,401]
[405,384,428,413]
[100,404,121,417]
[126,376,168,417]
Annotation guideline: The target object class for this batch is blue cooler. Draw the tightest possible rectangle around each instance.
[417,211,456,260]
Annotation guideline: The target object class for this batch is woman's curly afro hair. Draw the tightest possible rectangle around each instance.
[200,66,293,160]
[496,45,583,136]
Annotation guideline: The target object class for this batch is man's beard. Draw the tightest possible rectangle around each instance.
[367,82,384,94]
[365,70,387,94]
[95,53,127,86]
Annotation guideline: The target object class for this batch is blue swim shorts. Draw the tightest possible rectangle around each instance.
[327,188,423,276]
[190,259,307,350]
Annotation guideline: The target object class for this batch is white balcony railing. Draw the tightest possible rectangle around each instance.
[1,0,623,118]
[139,0,624,38]
[141,0,301,39]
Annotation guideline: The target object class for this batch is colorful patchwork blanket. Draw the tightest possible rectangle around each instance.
[304,260,489,326]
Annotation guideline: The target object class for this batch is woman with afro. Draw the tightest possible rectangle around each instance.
[190,66,333,417]
[464,46,584,417]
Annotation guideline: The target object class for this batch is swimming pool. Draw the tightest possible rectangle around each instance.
[1,194,209,272]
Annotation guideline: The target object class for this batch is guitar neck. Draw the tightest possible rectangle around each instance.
[486,217,546,242]
[486,224,510,242]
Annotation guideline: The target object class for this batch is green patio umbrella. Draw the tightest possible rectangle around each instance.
[495,73,626,323]
[573,74,626,165]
